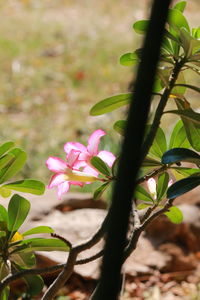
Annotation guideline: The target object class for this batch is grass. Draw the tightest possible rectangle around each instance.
[0,0,199,186]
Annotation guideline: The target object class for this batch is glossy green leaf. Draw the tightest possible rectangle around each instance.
[134,185,153,203]
[173,1,186,12]
[153,76,164,93]
[162,148,200,165]
[133,20,149,34]
[113,120,126,136]
[21,238,70,252]
[169,120,190,149]
[4,179,45,195]
[165,109,200,126]
[0,141,14,158]
[0,205,8,223]
[149,127,167,159]
[0,148,27,184]
[168,9,190,33]
[8,194,30,233]
[0,187,12,198]
[167,175,200,199]
[175,98,200,151]
[156,172,169,201]
[142,157,162,167]
[23,274,44,296]
[170,167,200,178]
[90,93,131,116]
[0,154,15,170]
[192,27,200,39]
[137,203,151,210]
[22,226,54,237]
[180,28,200,57]
[164,206,183,224]
[93,182,110,201]
[120,52,139,66]
[11,252,36,268]
[90,156,110,177]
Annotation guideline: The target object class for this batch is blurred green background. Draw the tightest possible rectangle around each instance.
[0,0,199,183]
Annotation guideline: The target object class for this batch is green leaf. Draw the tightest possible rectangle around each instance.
[170,167,200,178]
[93,182,110,201]
[90,156,110,177]
[22,226,54,237]
[149,127,167,159]
[164,108,200,126]
[11,252,36,268]
[4,179,45,195]
[167,175,200,199]
[120,52,139,66]
[180,28,200,57]
[133,20,149,34]
[137,203,151,210]
[168,9,190,33]
[162,148,200,165]
[0,142,14,158]
[23,274,44,296]
[0,231,6,238]
[164,206,183,224]
[90,93,131,116]
[142,157,162,167]
[0,205,8,223]
[169,120,190,149]
[0,154,15,170]
[113,120,126,136]
[134,185,153,203]
[174,84,200,94]
[21,238,70,252]
[8,194,30,234]
[175,98,200,151]
[173,1,186,12]
[156,172,169,201]
[0,148,27,184]
[0,187,12,198]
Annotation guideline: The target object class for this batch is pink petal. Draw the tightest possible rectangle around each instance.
[64,142,87,154]
[46,157,67,173]
[57,181,70,199]
[98,150,116,167]
[67,150,80,168]
[87,129,106,156]
[70,181,84,187]
[48,173,66,188]
[83,165,99,177]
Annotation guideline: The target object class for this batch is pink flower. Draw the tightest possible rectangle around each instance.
[64,129,116,177]
[46,150,99,199]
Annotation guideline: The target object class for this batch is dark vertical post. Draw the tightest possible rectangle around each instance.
[92,0,172,299]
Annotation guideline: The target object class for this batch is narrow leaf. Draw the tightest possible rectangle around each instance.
[90,156,110,177]
[164,206,183,224]
[162,148,200,165]
[0,154,15,170]
[21,238,70,252]
[4,180,45,195]
[174,84,200,94]
[0,148,27,184]
[156,172,169,201]
[168,9,190,33]
[90,93,131,116]
[169,120,190,149]
[173,1,186,12]
[0,142,14,158]
[134,185,153,203]
[149,127,167,159]
[133,20,149,34]
[113,120,126,136]
[120,52,139,66]
[164,109,200,126]
[167,175,200,199]
[22,226,54,237]
[8,194,30,233]
[93,182,110,201]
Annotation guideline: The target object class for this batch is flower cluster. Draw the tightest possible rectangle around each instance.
[46,129,116,199]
